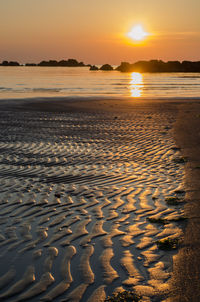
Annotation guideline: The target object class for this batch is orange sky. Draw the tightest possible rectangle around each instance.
[0,0,200,64]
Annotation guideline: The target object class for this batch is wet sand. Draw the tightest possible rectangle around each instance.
[0,97,199,301]
[170,102,200,302]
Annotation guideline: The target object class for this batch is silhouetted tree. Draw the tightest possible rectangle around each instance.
[25,63,37,66]
[116,60,200,72]
[1,60,20,66]
[90,65,99,70]
[100,64,113,71]
[37,59,86,67]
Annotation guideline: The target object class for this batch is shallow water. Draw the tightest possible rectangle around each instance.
[0,66,200,99]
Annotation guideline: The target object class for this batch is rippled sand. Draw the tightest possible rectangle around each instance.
[0,99,186,301]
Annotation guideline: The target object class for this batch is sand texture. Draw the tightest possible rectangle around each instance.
[0,99,190,301]
[170,102,200,302]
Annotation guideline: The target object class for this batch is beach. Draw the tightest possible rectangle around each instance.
[0,97,199,302]
[171,102,200,302]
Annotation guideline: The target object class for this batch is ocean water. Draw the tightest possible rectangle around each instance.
[0,66,200,99]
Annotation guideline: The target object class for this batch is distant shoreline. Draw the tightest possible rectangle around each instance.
[1,96,200,106]
[1,59,200,73]
[1,96,200,115]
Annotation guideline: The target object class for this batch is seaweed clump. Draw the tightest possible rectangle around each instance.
[170,216,187,222]
[165,196,181,205]
[105,291,141,302]
[156,237,179,250]
[174,189,185,194]
[148,217,167,225]
[173,157,187,164]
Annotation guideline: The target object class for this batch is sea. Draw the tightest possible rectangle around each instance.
[0,66,200,100]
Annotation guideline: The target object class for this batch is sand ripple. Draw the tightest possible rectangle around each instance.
[0,107,185,301]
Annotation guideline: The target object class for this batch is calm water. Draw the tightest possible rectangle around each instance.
[0,66,200,99]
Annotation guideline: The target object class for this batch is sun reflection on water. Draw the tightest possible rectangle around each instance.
[129,72,143,97]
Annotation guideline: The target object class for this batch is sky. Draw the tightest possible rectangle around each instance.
[0,0,200,65]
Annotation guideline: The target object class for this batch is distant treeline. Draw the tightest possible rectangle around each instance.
[0,59,87,67]
[1,59,200,72]
[116,60,200,72]
[0,61,20,66]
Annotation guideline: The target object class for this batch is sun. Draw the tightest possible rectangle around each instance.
[127,25,149,42]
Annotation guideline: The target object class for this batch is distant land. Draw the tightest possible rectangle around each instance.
[1,59,200,72]
[116,60,200,72]
[0,59,88,67]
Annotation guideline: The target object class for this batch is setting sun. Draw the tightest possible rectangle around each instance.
[127,25,149,42]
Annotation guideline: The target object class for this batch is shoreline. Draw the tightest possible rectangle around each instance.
[0,97,199,301]
[1,95,200,102]
[1,96,200,115]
